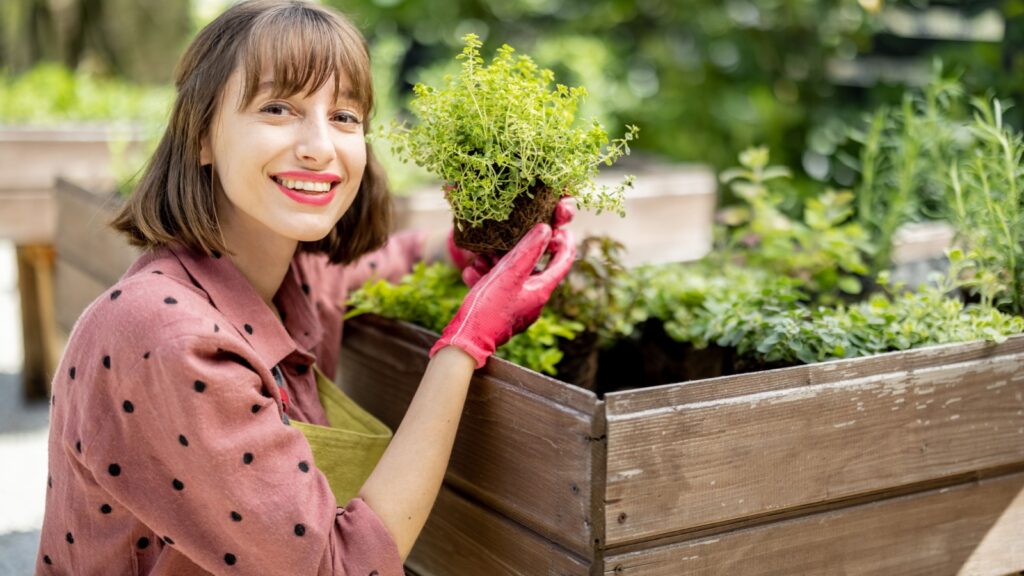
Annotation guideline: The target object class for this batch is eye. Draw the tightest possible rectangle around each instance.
[259,102,291,116]
[332,111,362,124]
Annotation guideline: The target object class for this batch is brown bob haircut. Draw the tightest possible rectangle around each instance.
[112,0,391,264]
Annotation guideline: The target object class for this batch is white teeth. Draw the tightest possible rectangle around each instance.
[276,177,332,193]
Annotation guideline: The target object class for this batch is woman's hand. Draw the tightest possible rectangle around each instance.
[451,196,577,287]
[431,222,576,368]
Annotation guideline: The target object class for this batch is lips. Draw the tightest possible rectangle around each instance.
[271,176,337,207]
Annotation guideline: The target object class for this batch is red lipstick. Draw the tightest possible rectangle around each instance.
[271,171,340,206]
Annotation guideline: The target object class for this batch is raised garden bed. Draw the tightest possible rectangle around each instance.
[340,313,1024,575]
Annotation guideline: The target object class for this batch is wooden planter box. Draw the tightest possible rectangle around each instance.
[340,314,1024,575]
[53,178,139,335]
[0,126,142,396]
[393,163,718,266]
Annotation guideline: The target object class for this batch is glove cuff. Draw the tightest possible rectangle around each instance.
[429,329,493,369]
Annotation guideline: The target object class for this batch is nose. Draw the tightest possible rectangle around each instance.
[295,115,335,167]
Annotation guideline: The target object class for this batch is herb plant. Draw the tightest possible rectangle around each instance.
[345,262,584,376]
[717,146,871,301]
[382,33,638,229]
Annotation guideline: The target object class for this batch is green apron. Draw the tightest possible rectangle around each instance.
[290,366,392,505]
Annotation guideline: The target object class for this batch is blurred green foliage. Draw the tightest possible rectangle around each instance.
[0,63,172,125]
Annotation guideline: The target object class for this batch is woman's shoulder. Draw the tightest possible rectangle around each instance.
[67,249,236,362]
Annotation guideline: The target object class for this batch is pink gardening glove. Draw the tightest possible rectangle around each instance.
[453,197,578,287]
[431,222,577,368]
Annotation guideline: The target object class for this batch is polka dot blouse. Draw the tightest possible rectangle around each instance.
[37,231,425,575]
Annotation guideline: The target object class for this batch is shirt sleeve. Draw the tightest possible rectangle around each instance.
[79,326,403,576]
[342,229,428,294]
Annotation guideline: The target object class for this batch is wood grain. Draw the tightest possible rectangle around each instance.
[340,314,602,556]
[604,345,1024,545]
[0,190,55,243]
[54,178,138,287]
[407,485,591,576]
[54,257,110,334]
[603,471,1024,575]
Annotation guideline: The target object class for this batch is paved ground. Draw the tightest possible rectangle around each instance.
[0,240,49,576]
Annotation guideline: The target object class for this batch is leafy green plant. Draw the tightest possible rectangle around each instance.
[0,64,172,125]
[548,236,635,346]
[947,97,1024,315]
[345,262,584,376]
[381,33,638,229]
[717,146,871,300]
[840,66,967,275]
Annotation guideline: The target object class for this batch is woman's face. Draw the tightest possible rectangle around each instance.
[201,66,367,250]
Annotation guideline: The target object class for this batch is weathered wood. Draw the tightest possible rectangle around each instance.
[0,190,55,243]
[603,470,1024,575]
[604,342,1024,545]
[54,178,138,287]
[54,257,112,335]
[17,244,60,399]
[340,314,602,556]
[407,485,591,576]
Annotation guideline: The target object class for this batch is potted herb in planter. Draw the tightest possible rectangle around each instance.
[383,34,638,253]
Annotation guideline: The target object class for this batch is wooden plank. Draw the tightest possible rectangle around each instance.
[340,314,602,556]
[604,347,1024,545]
[604,471,1024,575]
[0,190,55,243]
[606,334,1024,414]
[407,485,591,576]
[54,178,138,287]
[54,257,111,334]
[17,244,59,399]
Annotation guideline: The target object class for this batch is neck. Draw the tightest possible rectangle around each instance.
[215,194,297,312]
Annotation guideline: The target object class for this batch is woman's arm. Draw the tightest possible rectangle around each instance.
[357,346,475,559]
[358,223,576,560]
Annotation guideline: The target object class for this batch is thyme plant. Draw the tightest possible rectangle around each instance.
[383,34,638,229]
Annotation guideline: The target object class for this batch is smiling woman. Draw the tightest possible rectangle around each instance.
[38,1,575,575]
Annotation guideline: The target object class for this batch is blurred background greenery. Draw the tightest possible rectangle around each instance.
[1,0,1021,191]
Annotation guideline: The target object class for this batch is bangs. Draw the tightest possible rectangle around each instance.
[238,3,372,114]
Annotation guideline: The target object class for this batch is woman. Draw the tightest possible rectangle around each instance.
[36,1,575,574]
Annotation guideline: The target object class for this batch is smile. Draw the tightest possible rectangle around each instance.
[271,176,338,206]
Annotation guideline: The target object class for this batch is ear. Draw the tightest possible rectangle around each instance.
[199,133,212,166]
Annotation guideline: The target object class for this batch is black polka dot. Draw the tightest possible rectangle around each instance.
[69,366,76,380]
[43,555,52,565]
[162,536,174,545]
[110,289,122,300]
[100,503,112,514]
[242,452,253,465]
[122,400,134,413]
[244,324,253,335]
[108,463,121,477]
[224,553,236,566]
[212,250,222,259]
[251,404,261,414]
[369,260,378,270]
[301,283,310,295]
[178,434,189,447]
[137,537,150,549]
[214,324,220,333]
[65,532,74,544]
[152,270,163,275]
[294,523,305,537]
[230,511,242,522]
[102,355,111,369]
[298,461,309,473]
[369,571,379,576]
[143,351,150,359]
[194,380,206,393]
[294,364,309,375]
[164,297,177,305]
[172,479,184,491]
[48,475,52,488]
[75,440,81,454]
